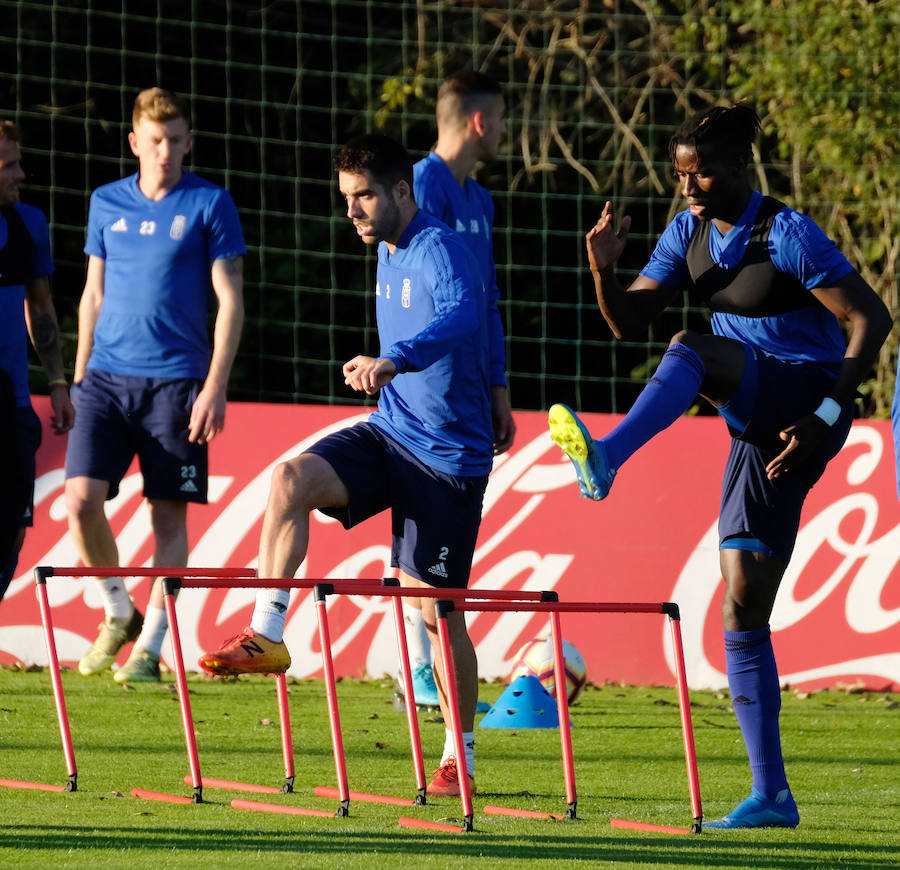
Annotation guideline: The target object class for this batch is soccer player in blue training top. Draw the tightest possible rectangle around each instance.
[65,88,245,683]
[200,133,494,799]
[0,119,75,605]
[396,69,515,709]
[549,104,891,829]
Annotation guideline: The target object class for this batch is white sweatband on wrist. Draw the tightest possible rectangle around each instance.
[813,397,842,427]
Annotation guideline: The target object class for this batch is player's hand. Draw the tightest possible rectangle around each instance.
[491,385,516,454]
[343,356,397,395]
[189,384,227,444]
[765,414,829,479]
[586,201,631,273]
[49,385,75,435]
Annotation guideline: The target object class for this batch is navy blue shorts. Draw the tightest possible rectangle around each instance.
[717,346,851,562]
[65,369,207,503]
[0,370,42,552]
[305,422,488,589]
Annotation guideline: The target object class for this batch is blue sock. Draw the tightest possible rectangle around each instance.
[604,343,705,470]
[724,626,789,799]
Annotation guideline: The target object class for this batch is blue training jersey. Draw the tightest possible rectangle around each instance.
[640,190,852,365]
[0,203,53,406]
[368,210,493,477]
[84,171,246,378]
[413,151,507,387]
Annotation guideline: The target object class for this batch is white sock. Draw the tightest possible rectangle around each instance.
[94,576,132,619]
[403,601,431,668]
[442,728,475,775]
[250,587,290,641]
[136,605,168,656]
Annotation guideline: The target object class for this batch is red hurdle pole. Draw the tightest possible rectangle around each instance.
[33,567,77,791]
[548,608,577,817]
[313,584,350,816]
[434,600,475,832]
[666,604,703,832]
[275,673,295,792]
[162,577,203,803]
[383,578,427,803]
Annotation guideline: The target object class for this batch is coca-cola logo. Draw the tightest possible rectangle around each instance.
[2,402,898,691]
[667,425,900,690]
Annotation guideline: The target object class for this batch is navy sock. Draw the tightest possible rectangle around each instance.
[724,626,789,800]
[604,343,705,470]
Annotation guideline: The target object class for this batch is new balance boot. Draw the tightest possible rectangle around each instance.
[198,627,291,676]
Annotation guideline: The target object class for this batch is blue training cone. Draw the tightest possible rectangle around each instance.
[478,675,563,729]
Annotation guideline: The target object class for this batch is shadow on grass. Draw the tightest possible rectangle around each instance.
[3,823,900,868]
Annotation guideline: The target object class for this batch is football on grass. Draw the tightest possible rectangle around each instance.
[510,636,587,704]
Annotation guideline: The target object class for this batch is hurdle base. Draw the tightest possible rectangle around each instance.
[610,817,693,835]
[414,787,426,806]
[483,804,566,821]
[281,776,295,793]
[0,778,67,793]
[398,816,467,834]
[691,816,702,834]
[132,787,199,805]
[566,801,577,819]
[66,773,78,792]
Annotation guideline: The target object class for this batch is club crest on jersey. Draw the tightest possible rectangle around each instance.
[401,277,411,308]
[170,214,187,240]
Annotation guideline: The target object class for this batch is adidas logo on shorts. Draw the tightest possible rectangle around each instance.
[179,479,199,493]
[427,561,448,579]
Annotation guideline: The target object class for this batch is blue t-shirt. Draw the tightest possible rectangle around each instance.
[413,152,507,387]
[368,210,493,477]
[0,203,54,406]
[640,190,852,365]
[84,171,246,378]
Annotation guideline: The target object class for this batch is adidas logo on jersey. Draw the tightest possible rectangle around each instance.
[179,478,199,493]
[427,561,448,579]
[110,218,128,232]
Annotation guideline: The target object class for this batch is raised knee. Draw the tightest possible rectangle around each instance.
[669,329,696,348]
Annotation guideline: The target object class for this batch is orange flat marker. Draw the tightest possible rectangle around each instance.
[131,788,195,804]
[0,778,66,792]
[483,804,565,820]
[314,785,414,806]
[611,818,692,835]
[184,775,282,794]
[231,798,336,817]
[398,816,465,833]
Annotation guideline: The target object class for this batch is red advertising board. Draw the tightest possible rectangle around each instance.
[1,398,898,691]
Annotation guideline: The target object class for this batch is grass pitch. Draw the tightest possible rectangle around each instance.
[1,665,898,868]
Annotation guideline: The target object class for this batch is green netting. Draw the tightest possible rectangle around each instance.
[3,0,897,414]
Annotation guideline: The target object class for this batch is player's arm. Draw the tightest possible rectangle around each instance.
[73,255,106,384]
[188,254,245,445]
[24,274,75,434]
[767,270,892,478]
[587,201,680,338]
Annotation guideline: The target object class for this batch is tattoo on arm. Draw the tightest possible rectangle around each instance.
[31,312,63,366]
